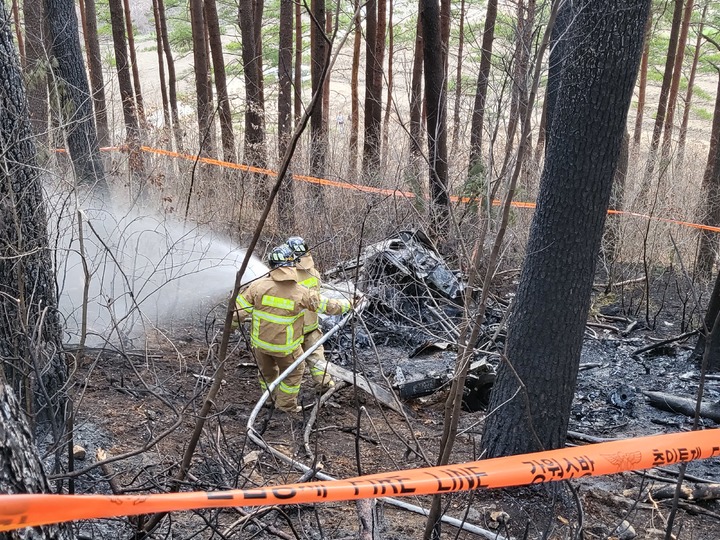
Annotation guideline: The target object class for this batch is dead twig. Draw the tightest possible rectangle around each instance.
[630,329,698,356]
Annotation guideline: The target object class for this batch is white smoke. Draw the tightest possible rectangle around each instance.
[50,195,268,347]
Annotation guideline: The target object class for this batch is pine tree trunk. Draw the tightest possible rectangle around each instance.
[421,0,449,239]
[23,0,50,146]
[362,0,382,179]
[677,3,707,166]
[1,0,68,429]
[44,0,108,191]
[640,0,684,197]
[381,0,394,166]
[322,10,331,128]
[11,0,25,65]
[467,0,497,175]
[205,0,235,162]
[278,0,294,226]
[294,0,302,125]
[407,0,424,198]
[632,15,652,146]
[155,0,182,151]
[151,0,170,130]
[660,0,695,163]
[450,0,465,154]
[481,0,650,458]
[309,0,327,205]
[190,0,214,154]
[122,0,145,124]
[349,0,361,177]
[694,69,720,280]
[79,0,110,147]
[691,268,720,371]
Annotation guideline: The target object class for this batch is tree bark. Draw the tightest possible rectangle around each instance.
[322,10,331,128]
[108,0,140,145]
[450,0,465,154]
[239,0,267,169]
[151,0,170,130]
[640,0,684,197]
[80,0,110,147]
[660,0,695,163]
[205,0,235,162]
[692,266,720,371]
[155,0,182,151]
[11,0,24,65]
[381,0,394,166]
[408,2,423,160]
[421,0,449,239]
[632,13,652,146]
[294,0,302,125]
[278,0,294,226]
[678,2,707,166]
[190,0,214,154]
[694,67,720,280]
[309,0,327,205]
[349,0,361,177]
[362,0,382,180]
[122,0,145,124]
[0,1,67,429]
[467,0,497,175]
[481,0,650,458]
[23,0,50,147]
[44,0,108,191]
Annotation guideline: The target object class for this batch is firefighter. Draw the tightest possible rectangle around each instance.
[287,236,335,390]
[234,244,351,413]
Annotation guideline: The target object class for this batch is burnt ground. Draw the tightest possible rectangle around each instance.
[48,270,720,540]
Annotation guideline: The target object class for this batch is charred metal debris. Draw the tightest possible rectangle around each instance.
[320,230,505,410]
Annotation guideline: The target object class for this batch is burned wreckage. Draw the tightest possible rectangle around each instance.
[321,230,501,411]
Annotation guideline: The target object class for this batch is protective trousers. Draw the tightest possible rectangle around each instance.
[303,329,334,388]
[254,347,305,411]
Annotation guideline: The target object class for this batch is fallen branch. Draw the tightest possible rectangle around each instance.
[643,391,720,423]
[652,483,720,501]
[631,330,699,356]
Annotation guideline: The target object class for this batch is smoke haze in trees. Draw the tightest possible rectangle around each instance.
[51,197,267,347]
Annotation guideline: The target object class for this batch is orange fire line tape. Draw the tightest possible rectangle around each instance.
[1,429,718,531]
[58,145,720,233]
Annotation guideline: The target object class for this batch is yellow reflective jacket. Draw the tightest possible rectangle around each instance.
[235,266,351,356]
[295,255,322,334]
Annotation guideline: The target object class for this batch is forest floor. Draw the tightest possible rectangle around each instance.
[55,266,720,540]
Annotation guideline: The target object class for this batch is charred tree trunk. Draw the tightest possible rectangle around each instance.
[481,0,649,458]
[0,0,68,431]
[190,0,214,154]
[79,0,110,147]
[467,0,497,176]
[23,0,50,147]
[678,3,707,166]
[694,67,720,280]
[421,0,449,239]
[155,0,182,151]
[660,0,695,163]
[309,0,327,205]
[692,267,720,371]
[44,0,108,192]
[278,0,294,226]
[603,129,630,267]
[206,0,235,162]
[121,0,145,125]
[640,0,684,198]
[632,14,652,146]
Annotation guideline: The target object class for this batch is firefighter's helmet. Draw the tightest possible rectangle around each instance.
[268,244,295,268]
[287,236,308,258]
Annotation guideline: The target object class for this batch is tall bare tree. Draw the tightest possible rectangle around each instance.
[78,0,110,147]
[422,0,449,238]
[467,0,498,176]
[481,0,649,459]
[206,0,235,162]
[122,0,145,124]
[451,0,466,153]
[639,0,684,196]
[239,0,267,168]
[381,0,394,165]
[278,0,294,225]
[108,0,140,146]
[678,2,707,165]
[362,0,382,179]
[294,0,302,125]
[349,0,361,176]
[309,0,327,205]
[151,0,170,131]
[190,0,214,154]
[44,0,108,191]
[633,13,652,145]
[154,0,182,150]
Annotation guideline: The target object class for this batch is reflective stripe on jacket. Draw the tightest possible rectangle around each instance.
[235,266,351,356]
[295,255,322,334]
